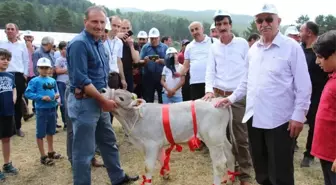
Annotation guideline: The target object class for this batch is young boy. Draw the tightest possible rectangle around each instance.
[161,47,185,104]
[55,41,68,130]
[0,48,18,181]
[311,30,336,185]
[25,57,62,166]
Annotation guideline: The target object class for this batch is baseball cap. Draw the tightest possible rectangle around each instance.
[255,4,278,16]
[105,17,111,31]
[181,39,190,45]
[210,23,216,30]
[23,30,33,37]
[137,31,148,39]
[166,47,178,55]
[37,57,52,67]
[285,26,299,36]
[148,28,160,38]
[213,9,231,20]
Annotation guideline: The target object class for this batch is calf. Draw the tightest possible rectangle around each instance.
[104,89,236,185]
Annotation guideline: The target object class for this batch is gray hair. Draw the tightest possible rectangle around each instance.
[188,21,203,30]
[41,36,54,45]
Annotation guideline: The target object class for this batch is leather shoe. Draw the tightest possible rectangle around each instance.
[114,174,139,185]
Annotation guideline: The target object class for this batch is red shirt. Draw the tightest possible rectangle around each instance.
[178,52,184,64]
[311,72,336,162]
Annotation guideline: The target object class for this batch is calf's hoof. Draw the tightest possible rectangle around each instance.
[162,170,170,180]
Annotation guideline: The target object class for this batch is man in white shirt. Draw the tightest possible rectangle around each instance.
[104,16,126,90]
[203,10,253,185]
[182,21,218,100]
[0,23,29,137]
[215,4,312,185]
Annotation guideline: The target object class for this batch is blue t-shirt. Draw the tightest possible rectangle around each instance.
[0,72,15,116]
[25,76,58,109]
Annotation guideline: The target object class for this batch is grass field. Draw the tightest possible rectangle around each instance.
[1,114,324,185]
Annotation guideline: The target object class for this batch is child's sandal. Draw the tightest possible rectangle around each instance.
[40,156,54,166]
[48,152,63,159]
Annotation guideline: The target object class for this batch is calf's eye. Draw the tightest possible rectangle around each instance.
[119,97,124,101]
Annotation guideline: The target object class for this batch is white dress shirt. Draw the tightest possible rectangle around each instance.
[184,35,218,84]
[104,37,123,73]
[205,36,249,93]
[228,32,312,129]
[0,40,29,75]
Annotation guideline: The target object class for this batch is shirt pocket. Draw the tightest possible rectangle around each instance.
[265,56,291,76]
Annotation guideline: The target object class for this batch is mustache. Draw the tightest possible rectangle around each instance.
[261,26,272,32]
[219,29,228,33]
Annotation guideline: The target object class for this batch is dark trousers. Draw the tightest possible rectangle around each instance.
[247,118,295,185]
[142,79,162,103]
[125,73,133,92]
[57,81,66,125]
[190,83,205,100]
[182,72,190,101]
[13,73,25,130]
[320,159,336,185]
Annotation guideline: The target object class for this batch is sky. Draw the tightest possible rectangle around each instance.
[91,0,336,25]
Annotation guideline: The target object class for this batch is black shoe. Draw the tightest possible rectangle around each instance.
[23,113,34,122]
[56,124,62,128]
[301,156,313,167]
[114,174,139,185]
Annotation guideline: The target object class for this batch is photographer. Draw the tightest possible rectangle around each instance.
[139,27,168,103]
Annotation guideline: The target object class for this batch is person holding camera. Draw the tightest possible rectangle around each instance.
[139,27,168,103]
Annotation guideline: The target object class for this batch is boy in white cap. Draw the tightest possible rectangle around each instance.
[215,4,312,185]
[25,57,62,166]
[161,47,185,104]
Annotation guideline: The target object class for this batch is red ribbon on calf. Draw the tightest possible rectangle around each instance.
[141,175,152,185]
[228,170,240,182]
[188,101,201,151]
[160,104,183,176]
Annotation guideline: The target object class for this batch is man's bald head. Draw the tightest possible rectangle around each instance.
[188,21,203,30]
[188,21,204,41]
[121,19,132,33]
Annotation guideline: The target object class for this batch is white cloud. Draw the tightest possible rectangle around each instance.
[91,0,336,25]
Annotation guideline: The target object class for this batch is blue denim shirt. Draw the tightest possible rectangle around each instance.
[32,47,56,76]
[140,42,168,81]
[66,30,109,91]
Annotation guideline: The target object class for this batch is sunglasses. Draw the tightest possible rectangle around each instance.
[256,16,274,24]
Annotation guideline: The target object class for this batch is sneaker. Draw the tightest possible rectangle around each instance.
[0,171,5,181]
[300,156,314,167]
[3,162,18,175]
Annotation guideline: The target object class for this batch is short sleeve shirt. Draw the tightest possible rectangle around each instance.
[0,72,15,116]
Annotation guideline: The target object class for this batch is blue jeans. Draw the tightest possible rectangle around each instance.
[57,81,66,126]
[162,93,183,104]
[67,93,125,185]
[36,108,56,139]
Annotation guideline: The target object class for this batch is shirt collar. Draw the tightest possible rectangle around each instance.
[329,72,336,79]
[257,31,284,48]
[83,29,101,45]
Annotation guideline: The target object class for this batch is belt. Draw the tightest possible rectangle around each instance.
[70,88,106,99]
[213,88,233,96]
[109,72,119,76]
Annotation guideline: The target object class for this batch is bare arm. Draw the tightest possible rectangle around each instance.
[130,45,140,63]
[55,67,67,75]
[173,75,185,92]
[181,59,190,76]
[13,88,17,104]
[161,75,169,91]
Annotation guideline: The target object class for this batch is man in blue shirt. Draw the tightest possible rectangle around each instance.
[66,6,139,185]
[140,27,168,103]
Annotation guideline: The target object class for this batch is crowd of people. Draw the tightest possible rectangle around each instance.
[0,3,335,185]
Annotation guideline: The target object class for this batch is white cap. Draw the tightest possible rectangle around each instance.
[137,31,148,39]
[210,23,216,30]
[255,4,278,16]
[23,30,33,37]
[148,27,160,38]
[37,57,52,67]
[166,47,178,55]
[213,9,231,19]
[105,17,111,31]
[285,26,299,36]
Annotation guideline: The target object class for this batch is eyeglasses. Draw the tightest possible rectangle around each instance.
[256,17,274,24]
[39,67,50,70]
